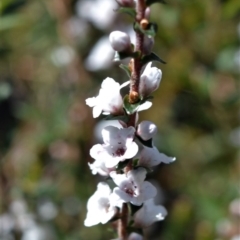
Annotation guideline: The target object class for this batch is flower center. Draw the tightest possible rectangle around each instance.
[113,147,125,157]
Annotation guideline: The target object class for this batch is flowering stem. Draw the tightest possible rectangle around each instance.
[129,0,146,104]
[118,203,129,240]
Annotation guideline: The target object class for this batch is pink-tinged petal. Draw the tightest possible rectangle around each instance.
[127,168,146,186]
[102,126,119,144]
[139,146,175,167]
[139,181,157,200]
[133,199,167,228]
[112,187,131,203]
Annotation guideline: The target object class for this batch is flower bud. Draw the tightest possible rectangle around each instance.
[142,36,154,55]
[137,121,157,140]
[109,31,131,52]
[144,7,151,19]
[140,19,149,30]
[139,62,162,98]
[116,0,135,7]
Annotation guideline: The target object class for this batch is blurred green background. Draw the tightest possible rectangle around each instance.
[0,0,239,239]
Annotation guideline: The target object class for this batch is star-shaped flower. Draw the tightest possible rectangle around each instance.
[90,126,138,168]
[86,77,124,118]
[110,168,157,206]
[84,182,117,227]
[138,146,175,168]
[133,198,167,228]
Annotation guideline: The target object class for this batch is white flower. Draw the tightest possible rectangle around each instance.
[139,62,162,98]
[84,182,116,227]
[88,159,113,176]
[138,146,175,167]
[137,121,157,140]
[133,198,167,228]
[90,126,138,168]
[86,78,124,118]
[109,31,131,52]
[110,168,157,206]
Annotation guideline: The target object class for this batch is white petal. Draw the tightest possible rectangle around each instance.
[112,187,131,203]
[139,147,175,167]
[92,105,102,118]
[139,181,157,201]
[137,121,157,141]
[90,144,106,160]
[137,101,152,111]
[123,142,138,159]
[85,97,97,107]
[127,168,147,186]
[133,199,167,228]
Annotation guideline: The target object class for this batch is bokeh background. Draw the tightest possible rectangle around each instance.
[0,0,239,239]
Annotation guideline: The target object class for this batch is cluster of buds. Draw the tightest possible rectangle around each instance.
[85,0,174,239]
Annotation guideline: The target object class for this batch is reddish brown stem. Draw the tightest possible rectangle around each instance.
[118,203,129,240]
[129,0,146,104]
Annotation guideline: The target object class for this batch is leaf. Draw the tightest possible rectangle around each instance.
[123,95,141,114]
[134,22,158,37]
[117,7,136,18]
[136,135,153,148]
[119,64,131,78]
[116,160,130,171]
[132,158,139,167]
[146,0,167,6]
[104,114,130,122]
[114,51,139,61]
[141,52,166,65]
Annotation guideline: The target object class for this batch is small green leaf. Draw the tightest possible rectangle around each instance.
[133,22,158,37]
[104,114,130,122]
[116,160,130,171]
[123,95,141,114]
[117,7,137,18]
[132,158,139,167]
[141,52,166,65]
[119,64,131,78]
[146,0,166,6]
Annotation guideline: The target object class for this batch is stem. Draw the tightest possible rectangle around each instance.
[118,203,129,240]
[129,0,146,104]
